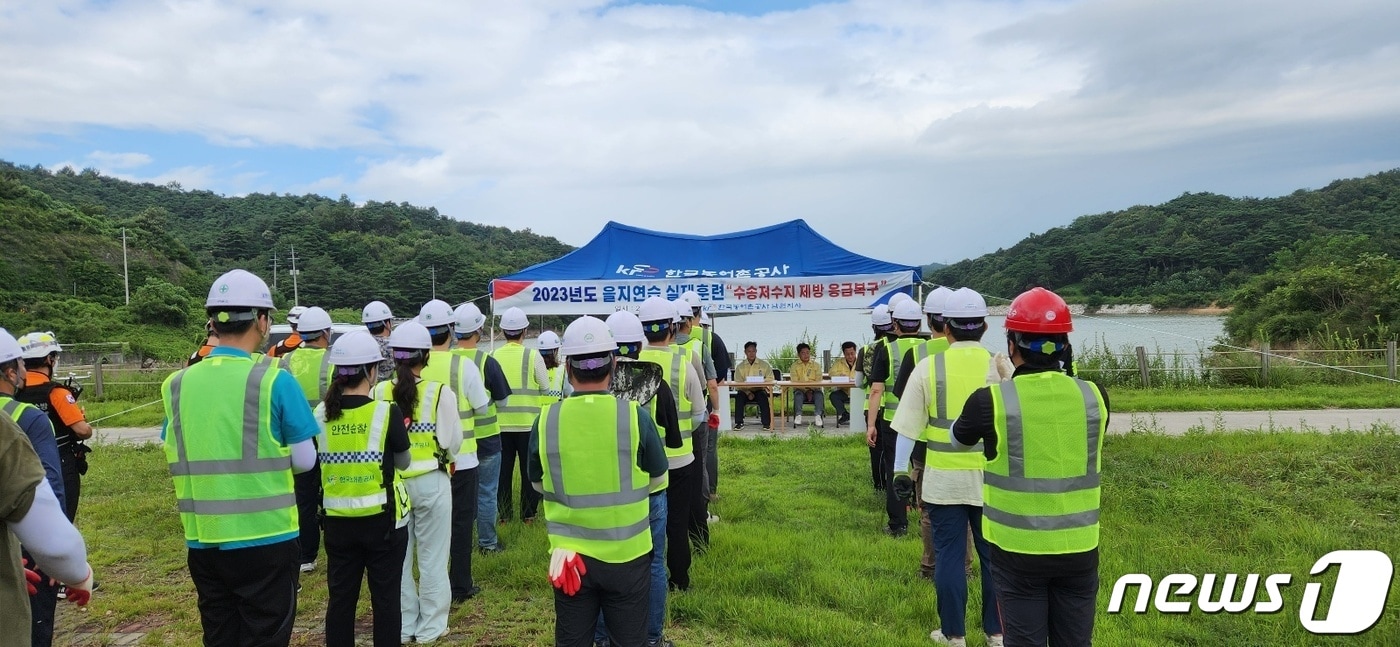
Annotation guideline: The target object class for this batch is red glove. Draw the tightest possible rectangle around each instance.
[548,549,588,596]
[64,568,95,606]
[22,558,41,596]
[707,413,720,430]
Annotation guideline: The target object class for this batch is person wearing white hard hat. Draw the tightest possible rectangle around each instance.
[594,310,683,647]
[856,304,896,493]
[697,311,729,503]
[269,305,309,358]
[637,296,706,592]
[671,299,719,530]
[15,331,92,523]
[537,331,565,400]
[161,269,320,646]
[362,301,396,383]
[373,320,463,644]
[2,327,74,646]
[280,305,334,574]
[865,295,925,537]
[1,329,96,644]
[891,288,1008,647]
[316,331,413,647]
[448,301,508,602]
[527,316,669,647]
[493,306,554,527]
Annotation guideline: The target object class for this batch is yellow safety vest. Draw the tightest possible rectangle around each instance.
[983,372,1106,555]
[420,350,478,456]
[373,380,448,478]
[451,348,499,440]
[881,337,923,421]
[283,346,331,408]
[922,346,991,470]
[317,400,410,524]
[494,343,544,429]
[639,346,692,461]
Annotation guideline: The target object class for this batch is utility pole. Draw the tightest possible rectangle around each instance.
[288,245,300,306]
[269,250,279,292]
[122,228,130,305]
[431,265,437,300]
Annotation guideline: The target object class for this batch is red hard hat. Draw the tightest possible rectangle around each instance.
[1004,287,1073,334]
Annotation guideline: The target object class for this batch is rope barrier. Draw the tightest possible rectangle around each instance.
[89,399,163,425]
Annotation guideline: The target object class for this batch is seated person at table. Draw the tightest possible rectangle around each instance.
[828,341,858,426]
[733,341,772,430]
[790,343,824,428]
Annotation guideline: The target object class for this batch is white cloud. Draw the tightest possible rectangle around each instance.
[2,0,1399,263]
[84,150,152,170]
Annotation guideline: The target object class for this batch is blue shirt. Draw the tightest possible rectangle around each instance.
[3,396,65,509]
[162,347,321,549]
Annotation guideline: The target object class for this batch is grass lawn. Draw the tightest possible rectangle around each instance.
[1110,383,1400,412]
[64,431,1400,645]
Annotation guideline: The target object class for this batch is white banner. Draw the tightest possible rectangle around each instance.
[491,271,915,315]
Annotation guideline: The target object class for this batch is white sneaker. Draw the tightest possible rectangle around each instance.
[929,630,966,647]
[986,635,1004,647]
[794,414,803,425]
[707,513,720,523]
[299,561,316,573]
[814,416,824,428]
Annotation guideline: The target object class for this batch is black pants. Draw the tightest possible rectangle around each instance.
[867,409,885,492]
[689,425,711,550]
[733,390,770,427]
[990,556,1099,646]
[878,422,906,530]
[58,447,81,521]
[498,432,541,522]
[665,460,702,590]
[324,518,408,647]
[294,466,322,564]
[188,539,299,647]
[554,553,651,647]
[830,389,850,422]
[449,467,479,598]
[26,549,57,647]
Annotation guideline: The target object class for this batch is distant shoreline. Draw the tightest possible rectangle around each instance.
[983,304,1232,316]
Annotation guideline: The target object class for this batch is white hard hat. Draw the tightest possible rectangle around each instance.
[362,301,393,323]
[297,307,333,335]
[388,320,433,351]
[0,328,24,364]
[637,296,674,325]
[943,287,989,318]
[286,305,308,323]
[500,307,529,332]
[871,304,892,326]
[207,269,275,310]
[606,311,645,344]
[923,286,954,314]
[889,292,913,307]
[700,311,712,326]
[454,302,485,334]
[679,290,702,309]
[671,300,687,323]
[537,331,562,351]
[418,300,455,330]
[892,299,923,322]
[329,330,384,366]
[18,332,62,359]
[561,316,617,356]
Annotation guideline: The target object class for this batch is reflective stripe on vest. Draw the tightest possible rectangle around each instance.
[459,349,500,435]
[374,380,447,477]
[639,347,692,459]
[923,347,989,470]
[284,347,331,407]
[420,350,478,454]
[163,357,296,543]
[1,397,35,424]
[982,373,1105,555]
[494,344,543,426]
[319,400,408,522]
[881,337,922,420]
[540,395,652,563]
[913,336,951,367]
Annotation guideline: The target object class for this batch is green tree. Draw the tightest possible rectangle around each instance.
[129,278,196,327]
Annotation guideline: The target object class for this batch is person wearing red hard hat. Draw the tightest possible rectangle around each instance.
[948,287,1108,647]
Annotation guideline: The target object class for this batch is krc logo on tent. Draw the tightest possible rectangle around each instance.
[1107,550,1394,635]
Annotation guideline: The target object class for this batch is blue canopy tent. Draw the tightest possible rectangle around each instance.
[491,220,920,315]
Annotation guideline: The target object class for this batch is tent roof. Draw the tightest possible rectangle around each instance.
[500,220,920,281]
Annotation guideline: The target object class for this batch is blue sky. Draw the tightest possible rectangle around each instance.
[2,0,1398,265]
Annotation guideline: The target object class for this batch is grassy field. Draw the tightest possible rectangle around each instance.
[62,429,1400,646]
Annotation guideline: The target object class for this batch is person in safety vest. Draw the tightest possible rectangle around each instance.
[1,328,85,646]
[15,331,92,522]
[538,330,565,401]
[362,300,397,382]
[594,311,684,647]
[698,311,728,502]
[950,287,1107,647]
[673,297,720,521]
[493,306,556,526]
[528,316,669,647]
[161,269,320,647]
[268,305,308,358]
[857,303,895,493]
[316,330,413,647]
[189,321,219,366]
[281,305,333,574]
[448,301,506,599]
[865,296,925,537]
[374,319,464,644]
[638,296,707,590]
[891,288,1010,647]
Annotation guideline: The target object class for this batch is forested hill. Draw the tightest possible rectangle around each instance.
[0,161,573,313]
[929,169,1400,308]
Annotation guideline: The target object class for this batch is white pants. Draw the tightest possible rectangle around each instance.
[401,470,452,642]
